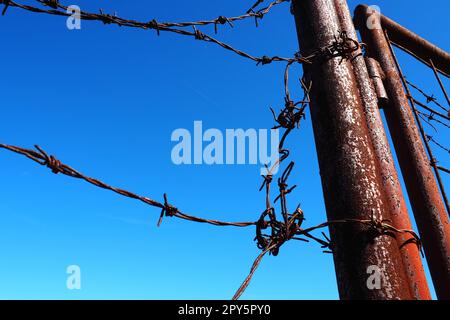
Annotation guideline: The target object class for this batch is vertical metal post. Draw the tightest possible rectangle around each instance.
[333,0,430,300]
[386,42,450,218]
[355,5,450,299]
[291,0,413,299]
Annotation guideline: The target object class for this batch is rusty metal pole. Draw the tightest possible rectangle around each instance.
[333,0,431,300]
[355,5,450,299]
[357,4,450,77]
[291,0,413,299]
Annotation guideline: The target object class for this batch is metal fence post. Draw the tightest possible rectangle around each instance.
[333,0,431,300]
[355,4,450,299]
[291,0,413,299]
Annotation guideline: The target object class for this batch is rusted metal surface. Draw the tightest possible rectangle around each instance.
[356,4,450,77]
[334,0,430,300]
[365,57,389,107]
[385,35,450,219]
[292,0,413,299]
[355,5,450,299]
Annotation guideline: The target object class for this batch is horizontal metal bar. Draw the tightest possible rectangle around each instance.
[356,4,450,77]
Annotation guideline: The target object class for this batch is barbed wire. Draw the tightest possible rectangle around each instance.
[415,116,450,175]
[426,135,450,154]
[438,166,450,175]
[416,109,450,130]
[394,34,450,212]
[0,28,373,299]
[2,0,304,67]
[1,0,369,69]
[404,80,449,176]
[0,143,257,228]
[3,0,288,28]
[232,31,420,299]
[0,1,423,299]
[406,79,450,116]
[0,139,422,300]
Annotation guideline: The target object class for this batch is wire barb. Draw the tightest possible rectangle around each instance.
[0,143,257,228]
[0,0,430,300]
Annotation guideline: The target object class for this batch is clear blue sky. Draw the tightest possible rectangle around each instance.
[0,0,448,299]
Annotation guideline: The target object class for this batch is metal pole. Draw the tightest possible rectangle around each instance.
[355,5,450,299]
[291,0,413,299]
[356,4,450,78]
[384,31,450,219]
[333,0,431,300]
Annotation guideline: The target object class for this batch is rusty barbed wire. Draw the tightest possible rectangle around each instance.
[0,143,257,228]
[1,0,303,67]
[3,0,288,29]
[438,166,450,175]
[406,79,450,115]
[414,113,450,191]
[426,135,450,154]
[411,97,450,122]
[408,84,450,176]
[232,31,420,299]
[0,1,423,298]
[1,1,368,70]
[404,80,449,176]
[232,206,423,299]
[400,64,450,215]
[247,0,266,14]
[416,109,450,130]
[0,137,423,300]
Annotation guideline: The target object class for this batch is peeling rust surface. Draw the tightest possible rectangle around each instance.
[355,4,450,299]
[292,0,413,300]
[334,0,430,300]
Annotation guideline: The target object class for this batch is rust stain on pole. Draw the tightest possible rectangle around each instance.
[355,4,450,299]
[356,4,450,77]
[334,0,430,300]
[291,0,413,299]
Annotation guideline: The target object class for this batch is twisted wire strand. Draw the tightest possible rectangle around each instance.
[2,0,300,66]
[0,141,422,300]
[406,79,449,114]
[0,143,257,228]
[0,3,424,298]
[416,109,450,130]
